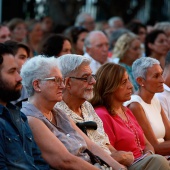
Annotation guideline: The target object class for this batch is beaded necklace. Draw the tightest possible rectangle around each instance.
[118,108,143,155]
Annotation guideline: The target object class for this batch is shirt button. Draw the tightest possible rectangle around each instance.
[67,134,70,137]
[79,144,82,146]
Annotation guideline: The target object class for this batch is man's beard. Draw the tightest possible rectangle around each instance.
[0,78,22,103]
[83,90,94,101]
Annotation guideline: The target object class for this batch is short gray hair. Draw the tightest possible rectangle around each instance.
[84,30,106,51]
[58,54,91,77]
[75,13,93,26]
[108,16,123,28]
[154,22,170,32]
[132,57,160,81]
[20,55,59,96]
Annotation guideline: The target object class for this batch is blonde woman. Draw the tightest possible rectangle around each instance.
[112,32,141,92]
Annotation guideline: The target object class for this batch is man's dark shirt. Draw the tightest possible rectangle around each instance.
[0,103,49,170]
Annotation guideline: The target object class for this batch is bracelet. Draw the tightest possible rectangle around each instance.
[145,150,154,155]
[119,168,127,170]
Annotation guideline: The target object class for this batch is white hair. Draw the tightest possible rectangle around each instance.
[132,57,160,82]
[58,54,91,77]
[20,55,59,96]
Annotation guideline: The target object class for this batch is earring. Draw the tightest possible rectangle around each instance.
[38,89,41,92]
[141,84,144,87]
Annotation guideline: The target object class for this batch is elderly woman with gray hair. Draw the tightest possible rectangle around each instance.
[20,55,126,170]
[125,57,170,157]
[112,32,142,92]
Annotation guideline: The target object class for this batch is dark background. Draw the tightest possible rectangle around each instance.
[1,0,169,26]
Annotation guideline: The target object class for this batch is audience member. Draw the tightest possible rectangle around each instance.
[90,62,170,170]
[20,55,126,170]
[112,32,141,92]
[84,30,112,73]
[145,30,169,68]
[7,18,27,43]
[0,43,49,169]
[55,54,134,167]
[0,24,11,43]
[125,57,170,156]
[126,21,147,44]
[4,40,30,106]
[38,34,71,57]
[154,22,170,50]
[40,16,54,37]
[65,26,88,55]
[75,12,95,31]
[156,51,170,121]
[26,20,44,57]
[108,16,124,32]
[4,40,30,72]
[109,28,130,54]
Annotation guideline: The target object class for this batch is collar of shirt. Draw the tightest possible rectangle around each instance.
[163,83,170,92]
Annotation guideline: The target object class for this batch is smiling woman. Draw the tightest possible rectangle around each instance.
[124,57,170,157]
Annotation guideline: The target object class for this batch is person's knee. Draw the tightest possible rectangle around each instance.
[150,154,169,169]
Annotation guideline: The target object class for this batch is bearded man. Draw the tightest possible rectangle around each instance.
[0,43,49,170]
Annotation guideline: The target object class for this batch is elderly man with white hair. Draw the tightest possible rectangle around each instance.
[55,54,134,167]
[84,30,114,73]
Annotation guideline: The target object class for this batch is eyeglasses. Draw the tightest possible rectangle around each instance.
[69,74,96,83]
[40,77,65,86]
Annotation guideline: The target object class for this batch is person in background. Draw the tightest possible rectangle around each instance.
[84,30,112,74]
[26,19,44,57]
[65,26,88,55]
[154,22,170,50]
[156,51,170,121]
[4,40,30,72]
[112,32,141,92]
[0,24,11,43]
[145,29,169,68]
[90,62,170,170]
[7,18,27,43]
[55,54,134,167]
[126,21,147,44]
[38,34,72,57]
[125,57,170,156]
[0,43,49,170]
[108,16,124,32]
[20,55,127,170]
[75,12,95,31]
[40,16,54,37]
[108,28,130,57]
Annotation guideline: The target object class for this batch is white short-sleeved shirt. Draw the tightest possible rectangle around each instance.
[155,84,170,121]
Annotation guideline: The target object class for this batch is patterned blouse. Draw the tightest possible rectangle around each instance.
[55,101,111,154]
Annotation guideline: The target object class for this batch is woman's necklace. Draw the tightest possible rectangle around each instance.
[49,111,53,122]
[44,111,53,122]
[114,107,143,155]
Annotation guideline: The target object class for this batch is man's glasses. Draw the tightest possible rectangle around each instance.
[69,74,96,83]
[40,77,65,86]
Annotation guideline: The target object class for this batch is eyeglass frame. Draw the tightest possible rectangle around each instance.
[69,74,96,83]
[39,76,65,86]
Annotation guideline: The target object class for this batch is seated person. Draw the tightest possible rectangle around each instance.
[4,40,30,106]
[90,62,170,170]
[0,43,49,169]
[20,55,126,170]
[156,51,170,121]
[55,54,134,166]
[124,57,170,156]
